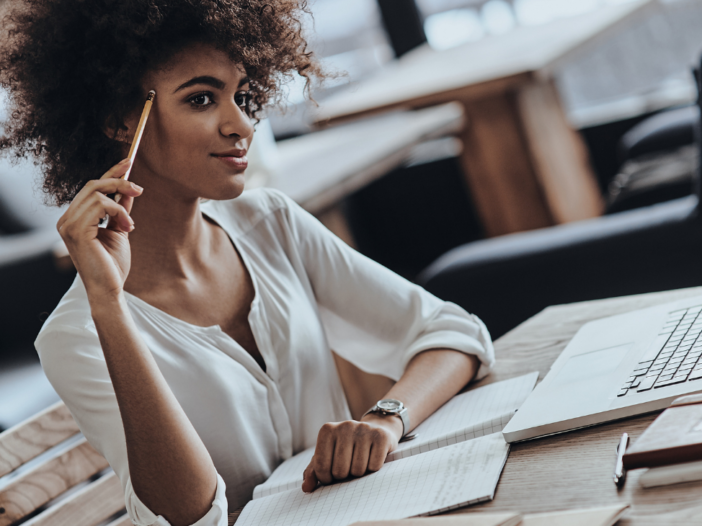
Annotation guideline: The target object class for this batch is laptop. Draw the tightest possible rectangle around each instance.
[503,295,702,442]
[503,61,702,444]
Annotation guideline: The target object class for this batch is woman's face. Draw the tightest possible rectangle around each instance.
[125,42,255,201]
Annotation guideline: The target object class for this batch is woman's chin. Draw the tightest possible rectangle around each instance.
[201,173,247,201]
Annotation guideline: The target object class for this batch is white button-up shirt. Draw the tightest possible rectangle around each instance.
[35,188,494,526]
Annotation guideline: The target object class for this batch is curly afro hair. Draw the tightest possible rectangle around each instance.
[0,0,324,206]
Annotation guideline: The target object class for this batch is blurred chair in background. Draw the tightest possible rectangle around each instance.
[606,102,700,213]
[0,157,67,431]
[417,57,702,340]
[344,137,484,280]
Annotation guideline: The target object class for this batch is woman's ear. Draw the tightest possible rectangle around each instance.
[102,114,136,144]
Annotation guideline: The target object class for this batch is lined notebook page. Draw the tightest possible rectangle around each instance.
[238,433,510,526]
[253,372,537,499]
[389,372,537,461]
[253,448,315,499]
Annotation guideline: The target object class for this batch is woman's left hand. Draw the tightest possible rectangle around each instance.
[302,414,403,492]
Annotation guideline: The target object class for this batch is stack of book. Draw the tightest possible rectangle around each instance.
[623,393,702,487]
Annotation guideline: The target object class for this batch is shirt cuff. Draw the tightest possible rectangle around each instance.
[125,473,228,526]
[404,305,496,380]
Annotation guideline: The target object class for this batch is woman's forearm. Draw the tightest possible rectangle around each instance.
[91,294,217,526]
[304,349,480,491]
[365,349,480,435]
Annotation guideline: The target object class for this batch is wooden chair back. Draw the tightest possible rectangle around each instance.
[0,401,131,526]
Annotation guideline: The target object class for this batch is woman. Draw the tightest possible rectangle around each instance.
[0,1,494,525]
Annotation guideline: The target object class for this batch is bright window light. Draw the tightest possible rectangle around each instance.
[424,9,485,51]
[481,0,516,36]
[513,0,636,26]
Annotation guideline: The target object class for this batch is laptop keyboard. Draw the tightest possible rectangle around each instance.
[618,305,702,397]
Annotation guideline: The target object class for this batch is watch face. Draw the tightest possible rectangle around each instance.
[377,399,402,412]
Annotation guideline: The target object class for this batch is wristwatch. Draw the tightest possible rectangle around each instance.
[362,399,413,439]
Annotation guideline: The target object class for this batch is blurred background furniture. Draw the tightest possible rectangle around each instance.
[315,2,661,237]
[0,402,131,526]
[268,103,465,248]
[416,56,702,340]
[0,157,67,432]
[605,103,700,214]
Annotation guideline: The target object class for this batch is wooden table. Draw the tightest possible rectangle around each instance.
[315,0,657,238]
[266,103,464,247]
[451,286,702,524]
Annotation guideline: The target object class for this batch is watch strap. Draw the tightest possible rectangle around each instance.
[363,400,410,438]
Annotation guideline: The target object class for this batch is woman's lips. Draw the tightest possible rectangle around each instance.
[211,154,248,171]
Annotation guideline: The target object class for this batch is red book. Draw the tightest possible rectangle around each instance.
[623,393,702,469]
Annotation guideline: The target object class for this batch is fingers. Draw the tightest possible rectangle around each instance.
[309,421,392,491]
[57,178,142,231]
[99,157,132,180]
[57,161,143,237]
[114,192,135,216]
[101,158,138,215]
[84,177,143,202]
[312,423,336,485]
[301,462,319,493]
[350,436,372,477]
[78,193,134,233]
[367,438,388,473]
[333,421,360,481]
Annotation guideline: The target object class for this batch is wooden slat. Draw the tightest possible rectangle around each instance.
[0,401,79,478]
[24,472,124,526]
[105,513,133,526]
[229,507,244,526]
[0,436,109,526]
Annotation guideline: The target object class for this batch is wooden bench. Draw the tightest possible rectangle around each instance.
[0,401,131,526]
[0,401,249,525]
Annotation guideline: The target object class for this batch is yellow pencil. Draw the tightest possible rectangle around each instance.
[116,90,155,203]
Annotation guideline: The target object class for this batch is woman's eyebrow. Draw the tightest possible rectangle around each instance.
[173,75,250,94]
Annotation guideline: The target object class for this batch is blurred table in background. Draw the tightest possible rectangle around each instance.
[266,103,464,247]
[316,0,657,238]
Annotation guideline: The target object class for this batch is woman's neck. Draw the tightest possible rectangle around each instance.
[123,174,218,295]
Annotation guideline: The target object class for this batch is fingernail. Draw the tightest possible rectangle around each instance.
[131,182,143,191]
[119,158,130,165]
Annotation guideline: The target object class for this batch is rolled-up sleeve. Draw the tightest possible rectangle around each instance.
[271,189,495,381]
[35,327,229,526]
[125,473,228,526]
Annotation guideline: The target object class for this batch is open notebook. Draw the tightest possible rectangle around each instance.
[236,432,510,526]
[253,371,539,499]
[234,373,538,526]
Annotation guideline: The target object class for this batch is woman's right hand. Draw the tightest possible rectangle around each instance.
[57,158,144,301]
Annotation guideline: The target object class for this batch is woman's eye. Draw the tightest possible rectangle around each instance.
[189,93,213,107]
[234,91,251,109]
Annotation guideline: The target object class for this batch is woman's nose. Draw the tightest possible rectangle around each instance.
[220,98,254,139]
